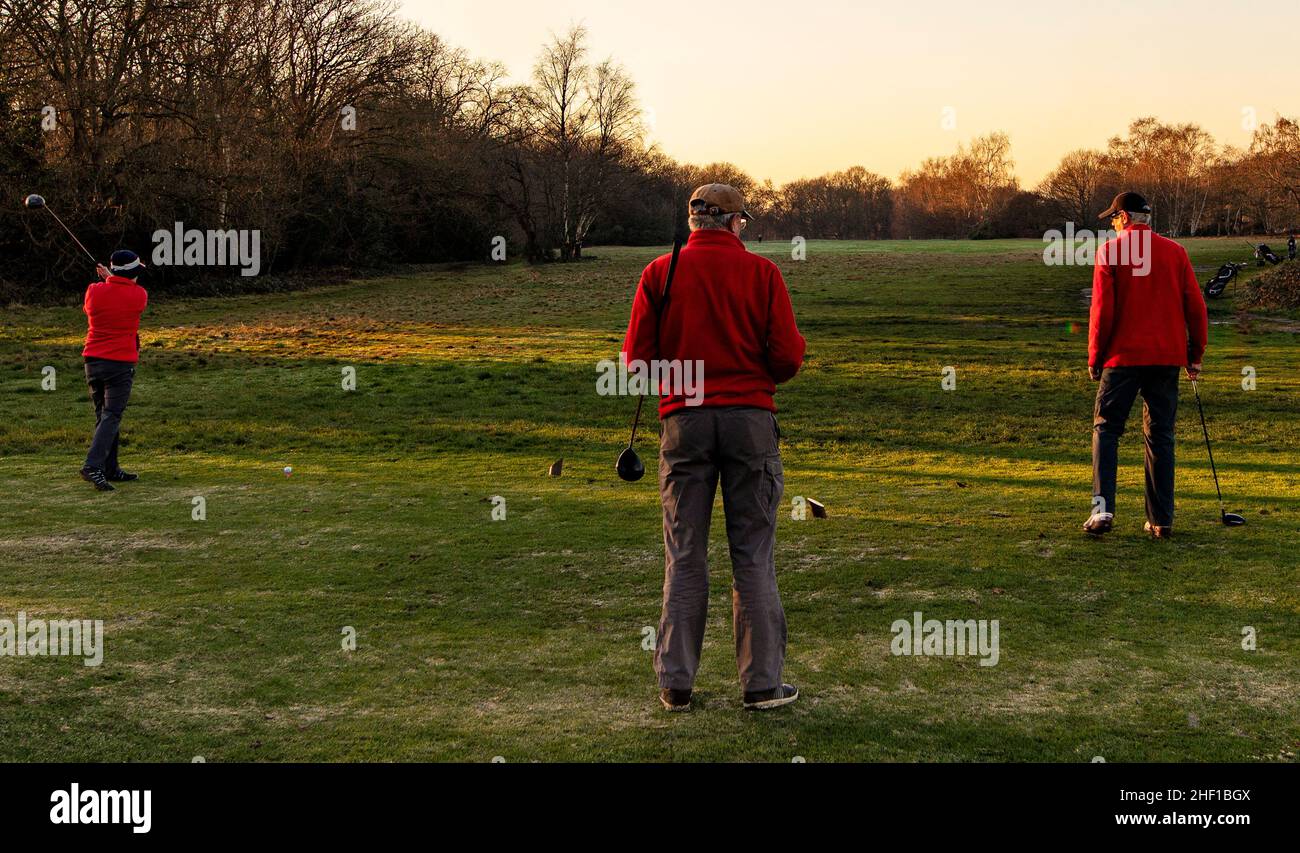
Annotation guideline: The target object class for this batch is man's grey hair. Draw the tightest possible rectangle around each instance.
[1128,211,1151,224]
[689,212,741,232]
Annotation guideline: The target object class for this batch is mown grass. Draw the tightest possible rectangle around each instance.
[0,237,1296,762]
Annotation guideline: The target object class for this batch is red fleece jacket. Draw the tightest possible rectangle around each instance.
[83,275,148,362]
[623,229,805,417]
[1089,224,1208,369]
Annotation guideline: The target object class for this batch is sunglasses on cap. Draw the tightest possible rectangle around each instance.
[691,200,747,223]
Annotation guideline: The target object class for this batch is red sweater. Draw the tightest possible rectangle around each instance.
[1089,225,1208,369]
[623,229,805,417]
[83,275,148,362]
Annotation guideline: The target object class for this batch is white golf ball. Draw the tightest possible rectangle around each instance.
[283,466,293,477]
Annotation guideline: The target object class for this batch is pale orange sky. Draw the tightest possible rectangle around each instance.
[405,0,1298,186]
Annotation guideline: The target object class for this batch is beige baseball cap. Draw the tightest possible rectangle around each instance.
[689,183,753,220]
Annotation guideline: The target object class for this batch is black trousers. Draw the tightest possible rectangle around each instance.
[84,357,136,473]
[1092,366,1179,526]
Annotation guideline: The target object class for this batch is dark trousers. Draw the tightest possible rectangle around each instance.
[1092,366,1179,527]
[84,358,135,473]
[655,406,787,693]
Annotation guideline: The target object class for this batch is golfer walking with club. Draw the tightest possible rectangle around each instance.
[623,184,805,712]
[79,250,148,491]
[1085,192,1208,538]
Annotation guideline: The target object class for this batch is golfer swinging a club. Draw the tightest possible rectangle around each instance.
[1084,192,1208,538]
[623,184,805,711]
[79,249,148,491]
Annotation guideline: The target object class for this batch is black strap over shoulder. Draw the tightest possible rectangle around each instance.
[657,238,683,319]
[641,237,684,356]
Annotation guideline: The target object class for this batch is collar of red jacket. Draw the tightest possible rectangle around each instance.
[104,275,139,285]
[1122,223,1152,234]
[686,229,745,249]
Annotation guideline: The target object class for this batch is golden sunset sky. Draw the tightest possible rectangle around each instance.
[405,0,1299,186]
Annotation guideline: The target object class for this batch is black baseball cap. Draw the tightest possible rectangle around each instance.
[1098,191,1152,221]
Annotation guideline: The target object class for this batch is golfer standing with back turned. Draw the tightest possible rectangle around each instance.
[79,250,148,491]
[1084,192,1208,538]
[623,184,806,712]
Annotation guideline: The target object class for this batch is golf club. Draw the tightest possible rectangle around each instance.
[1191,379,1247,526]
[616,395,647,481]
[23,194,99,266]
[616,235,683,482]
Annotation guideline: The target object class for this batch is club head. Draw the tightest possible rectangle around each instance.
[1221,513,1247,527]
[23,194,46,209]
[616,447,645,482]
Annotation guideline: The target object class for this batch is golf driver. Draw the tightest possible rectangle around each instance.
[1191,379,1246,526]
[23,194,98,266]
[616,236,683,482]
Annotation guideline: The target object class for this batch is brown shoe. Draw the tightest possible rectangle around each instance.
[659,688,692,712]
[1144,521,1173,539]
[1083,513,1113,535]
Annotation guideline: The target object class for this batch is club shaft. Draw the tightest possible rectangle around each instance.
[628,394,643,448]
[623,235,684,454]
[43,207,97,265]
[1192,380,1227,513]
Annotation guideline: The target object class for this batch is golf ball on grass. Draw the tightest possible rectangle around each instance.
[283,466,293,477]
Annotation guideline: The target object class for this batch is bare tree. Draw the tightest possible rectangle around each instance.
[1038,149,1115,227]
[510,25,643,260]
[893,133,1017,237]
[1246,117,1300,229]
[1105,118,1219,235]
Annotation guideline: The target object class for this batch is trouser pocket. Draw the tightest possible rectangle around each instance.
[763,454,784,517]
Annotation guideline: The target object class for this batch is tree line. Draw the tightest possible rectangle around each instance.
[2,0,1298,299]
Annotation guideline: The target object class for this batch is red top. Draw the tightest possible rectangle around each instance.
[1089,224,1208,369]
[623,229,805,417]
[83,275,148,362]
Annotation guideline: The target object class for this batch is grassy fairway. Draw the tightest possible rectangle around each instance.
[1,238,1297,762]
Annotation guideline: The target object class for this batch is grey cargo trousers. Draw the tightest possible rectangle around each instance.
[655,406,787,693]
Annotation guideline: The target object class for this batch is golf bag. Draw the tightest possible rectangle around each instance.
[1254,243,1282,266]
[1204,262,1245,298]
